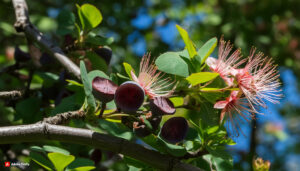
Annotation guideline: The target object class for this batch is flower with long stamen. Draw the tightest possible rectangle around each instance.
[206,37,245,86]
[214,91,256,136]
[131,53,176,98]
[234,48,282,109]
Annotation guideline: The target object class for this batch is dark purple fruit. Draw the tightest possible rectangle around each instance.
[90,149,102,165]
[150,97,176,115]
[160,117,188,144]
[92,77,118,103]
[114,81,144,113]
[14,46,31,62]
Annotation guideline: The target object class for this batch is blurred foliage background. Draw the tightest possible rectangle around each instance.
[0,0,300,170]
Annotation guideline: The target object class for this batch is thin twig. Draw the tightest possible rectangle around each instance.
[0,90,24,100]
[40,110,85,125]
[12,0,81,80]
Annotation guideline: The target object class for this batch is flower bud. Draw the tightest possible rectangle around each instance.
[92,77,118,103]
[150,97,175,115]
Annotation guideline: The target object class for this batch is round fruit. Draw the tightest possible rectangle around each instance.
[92,77,118,103]
[114,81,144,113]
[160,117,188,144]
[150,97,176,115]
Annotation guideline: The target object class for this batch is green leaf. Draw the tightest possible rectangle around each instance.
[205,148,233,171]
[66,79,83,87]
[155,52,189,77]
[48,152,75,171]
[176,25,197,58]
[15,97,42,123]
[67,158,95,171]
[77,4,102,31]
[30,151,54,171]
[36,72,59,88]
[51,90,84,115]
[207,126,219,134]
[186,72,219,86]
[123,62,135,80]
[141,134,167,153]
[30,146,45,153]
[56,10,75,35]
[80,61,96,113]
[169,97,184,107]
[85,32,114,46]
[199,102,219,127]
[98,120,133,140]
[86,51,108,72]
[157,137,187,157]
[43,145,70,155]
[197,37,218,64]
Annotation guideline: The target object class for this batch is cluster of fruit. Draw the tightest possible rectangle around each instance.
[92,77,188,144]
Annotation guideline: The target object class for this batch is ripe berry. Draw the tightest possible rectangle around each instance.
[92,77,118,103]
[160,117,188,144]
[150,97,175,115]
[114,81,144,113]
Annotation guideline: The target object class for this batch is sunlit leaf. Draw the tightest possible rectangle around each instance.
[123,62,135,80]
[176,25,197,58]
[186,72,219,86]
[48,152,75,171]
[77,4,102,31]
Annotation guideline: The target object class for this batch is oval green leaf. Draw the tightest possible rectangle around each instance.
[176,25,197,58]
[43,145,70,155]
[77,4,102,30]
[197,37,218,64]
[155,52,189,77]
[123,62,135,80]
[48,152,75,171]
[186,72,219,86]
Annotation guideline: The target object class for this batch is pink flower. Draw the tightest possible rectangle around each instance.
[206,37,245,86]
[234,48,282,109]
[131,53,176,98]
[214,91,256,136]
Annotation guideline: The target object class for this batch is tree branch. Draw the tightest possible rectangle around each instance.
[0,123,202,171]
[40,110,85,125]
[12,0,81,80]
[0,90,24,99]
